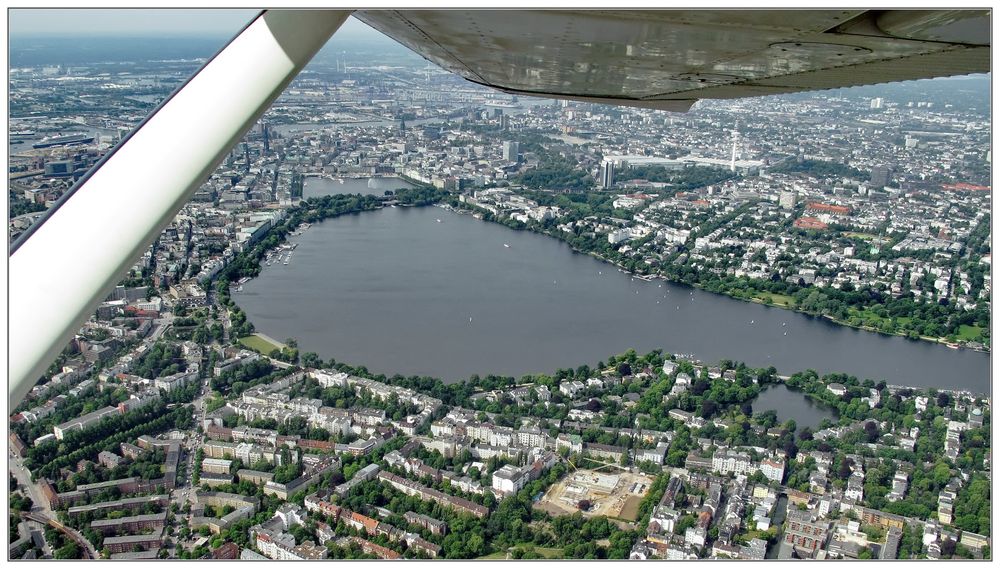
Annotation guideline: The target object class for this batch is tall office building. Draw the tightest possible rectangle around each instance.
[779,189,797,209]
[502,141,519,162]
[870,165,891,188]
[870,97,884,109]
[601,160,616,189]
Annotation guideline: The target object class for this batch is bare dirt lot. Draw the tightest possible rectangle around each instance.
[535,469,654,521]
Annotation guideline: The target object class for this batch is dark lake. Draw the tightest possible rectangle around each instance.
[234,206,990,390]
[751,384,838,430]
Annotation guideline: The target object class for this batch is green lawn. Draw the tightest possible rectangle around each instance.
[957,324,985,341]
[530,546,564,559]
[238,334,283,354]
[753,292,795,307]
[849,316,985,343]
[477,544,564,560]
[578,456,616,470]
[844,232,878,240]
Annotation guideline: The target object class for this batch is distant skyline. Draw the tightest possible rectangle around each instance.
[8,9,383,39]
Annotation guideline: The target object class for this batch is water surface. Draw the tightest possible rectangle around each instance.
[235,206,990,390]
[751,384,838,430]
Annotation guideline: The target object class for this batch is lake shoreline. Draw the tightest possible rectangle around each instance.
[453,202,989,354]
[233,204,987,393]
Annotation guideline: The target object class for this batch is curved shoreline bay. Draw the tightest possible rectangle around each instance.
[234,206,989,392]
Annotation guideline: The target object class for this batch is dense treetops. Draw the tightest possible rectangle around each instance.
[134,342,186,378]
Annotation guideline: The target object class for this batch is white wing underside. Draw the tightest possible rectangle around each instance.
[356,9,990,112]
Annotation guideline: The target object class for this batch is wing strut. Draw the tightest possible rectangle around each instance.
[8,10,351,407]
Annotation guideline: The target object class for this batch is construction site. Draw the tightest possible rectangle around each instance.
[534,468,654,522]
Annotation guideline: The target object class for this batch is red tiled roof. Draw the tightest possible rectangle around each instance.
[806,202,850,215]
[794,217,829,230]
[943,182,990,191]
[351,512,380,533]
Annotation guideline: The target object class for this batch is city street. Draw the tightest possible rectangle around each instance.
[9,452,53,519]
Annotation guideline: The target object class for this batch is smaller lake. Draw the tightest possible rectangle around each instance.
[751,384,838,430]
[303,176,416,199]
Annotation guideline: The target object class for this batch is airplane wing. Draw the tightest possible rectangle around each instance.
[6,9,991,407]
[8,10,352,407]
[355,9,990,112]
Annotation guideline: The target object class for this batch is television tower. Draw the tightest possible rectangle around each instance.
[730,122,740,172]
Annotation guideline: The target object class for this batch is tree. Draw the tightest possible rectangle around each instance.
[798,426,814,441]
[9,493,33,513]
[837,457,854,480]
[700,399,718,418]
[302,352,322,369]
[936,391,952,409]
[756,410,778,429]
[952,474,990,534]
[466,534,486,557]
[783,438,798,460]
[55,542,80,559]
[863,421,879,443]
[941,537,957,558]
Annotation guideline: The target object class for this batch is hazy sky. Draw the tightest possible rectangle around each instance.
[9,9,382,38]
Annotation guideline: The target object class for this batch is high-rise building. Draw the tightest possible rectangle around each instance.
[730,126,740,172]
[502,141,519,162]
[601,161,615,189]
[870,97,884,109]
[779,189,797,210]
[870,165,891,188]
